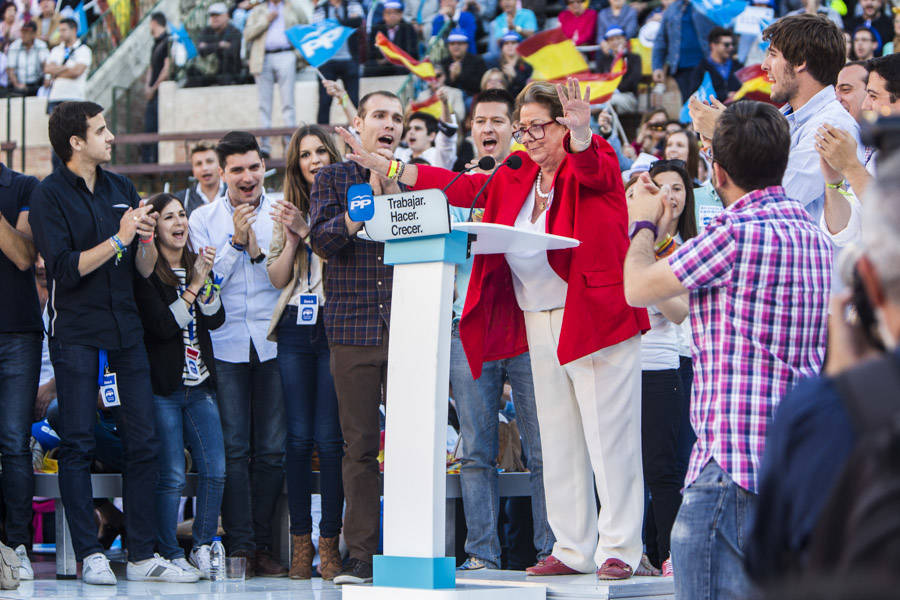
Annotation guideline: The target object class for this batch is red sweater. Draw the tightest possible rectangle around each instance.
[414,133,649,378]
[558,8,598,46]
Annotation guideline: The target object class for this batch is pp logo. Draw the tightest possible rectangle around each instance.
[347,183,375,221]
[300,25,346,55]
[301,307,315,322]
[103,388,116,404]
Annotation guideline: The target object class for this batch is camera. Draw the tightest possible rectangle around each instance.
[837,244,885,352]
[860,115,900,170]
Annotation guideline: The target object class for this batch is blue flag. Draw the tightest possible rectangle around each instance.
[75,1,89,36]
[680,71,717,123]
[285,20,356,68]
[170,23,198,61]
[694,0,747,27]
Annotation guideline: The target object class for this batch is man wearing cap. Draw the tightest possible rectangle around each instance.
[196,3,243,86]
[441,27,486,99]
[244,0,308,157]
[365,1,418,76]
[597,26,642,113]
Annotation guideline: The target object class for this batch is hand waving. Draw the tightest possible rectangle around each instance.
[555,77,592,141]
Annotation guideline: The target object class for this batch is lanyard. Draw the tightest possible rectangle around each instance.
[179,282,196,342]
[305,246,312,288]
[97,349,109,385]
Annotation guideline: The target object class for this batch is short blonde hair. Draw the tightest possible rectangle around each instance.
[513,81,563,124]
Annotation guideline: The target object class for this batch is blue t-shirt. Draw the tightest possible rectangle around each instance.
[678,6,703,69]
[712,58,732,82]
[449,205,474,320]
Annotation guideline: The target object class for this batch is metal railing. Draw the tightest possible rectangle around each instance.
[3,92,28,171]
[82,0,161,77]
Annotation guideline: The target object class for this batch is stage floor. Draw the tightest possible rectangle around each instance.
[9,562,673,599]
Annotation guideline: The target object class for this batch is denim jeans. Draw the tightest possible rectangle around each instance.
[670,460,757,600]
[153,381,225,558]
[49,340,159,561]
[0,332,41,548]
[277,311,344,538]
[214,342,286,554]
[449,325,554,568]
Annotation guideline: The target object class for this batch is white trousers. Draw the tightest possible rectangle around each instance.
[524,308,644,573]
[256,50,296,153]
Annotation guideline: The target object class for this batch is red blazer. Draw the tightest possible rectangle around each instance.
[415,133,649,379]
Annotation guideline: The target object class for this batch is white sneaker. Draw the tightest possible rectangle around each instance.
[189,545,212,579]
[14,545,33,580]
[126,554,199,583]
[171,557,201,578]
[82,552,117,585]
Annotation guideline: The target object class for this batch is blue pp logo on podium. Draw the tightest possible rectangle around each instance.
[348,183,375,221]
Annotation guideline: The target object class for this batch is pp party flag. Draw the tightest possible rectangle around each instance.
[285,20,356,68]
[680,71,716,123]
[732,63,773,103]
[516,28,590,81]
[408,95,443,119]
[374,31,436,80]
[169,23,198,61]
[693,0,748,27]
[74,1,89,35]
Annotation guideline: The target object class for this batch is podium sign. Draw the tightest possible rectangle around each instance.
[363,188,451,242]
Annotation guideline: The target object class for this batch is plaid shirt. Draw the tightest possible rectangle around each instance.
[309,161,395,346]
[668,186,832,493]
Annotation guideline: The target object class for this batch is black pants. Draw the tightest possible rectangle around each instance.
[641,368,688,566]
[317,59,359,125]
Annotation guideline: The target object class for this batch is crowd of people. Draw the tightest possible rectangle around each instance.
[0,0,899,597]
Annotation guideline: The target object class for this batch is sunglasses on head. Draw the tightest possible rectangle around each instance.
[650,159,686,172]
[647,123,667,131]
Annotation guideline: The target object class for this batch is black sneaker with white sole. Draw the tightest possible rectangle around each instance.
[333,558,373,585]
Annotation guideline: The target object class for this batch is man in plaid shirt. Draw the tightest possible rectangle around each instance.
[308,90,405,585]
[623,101,831,598]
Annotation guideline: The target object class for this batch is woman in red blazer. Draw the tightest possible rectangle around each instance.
[338,78,649,580]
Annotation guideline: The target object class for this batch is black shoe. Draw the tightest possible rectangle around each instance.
[333,558,373,585]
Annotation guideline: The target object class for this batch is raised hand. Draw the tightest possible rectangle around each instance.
[270,199,310,239]
[232,204,256,246]
[191,246,215,288]
[135,200,158,242]
[555,77,592,140]
[336,126,391,175]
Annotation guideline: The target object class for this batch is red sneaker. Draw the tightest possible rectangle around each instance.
[661,557,673,577]
[597,558,633,580]
[525,556,581,576]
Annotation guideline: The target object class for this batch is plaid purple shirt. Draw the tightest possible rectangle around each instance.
[668,186,832,493]
[309,161,395,346]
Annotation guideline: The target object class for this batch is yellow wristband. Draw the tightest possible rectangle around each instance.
[826,180,845,189]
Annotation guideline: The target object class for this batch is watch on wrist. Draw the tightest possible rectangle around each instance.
[628,220,658,241]
[250,250,267,264]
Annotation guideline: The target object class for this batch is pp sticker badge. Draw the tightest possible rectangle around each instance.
[297,294,319,325]
[100,373,121,408]
[185,347,201,378]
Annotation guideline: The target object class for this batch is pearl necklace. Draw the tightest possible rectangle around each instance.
[535,170,554,212]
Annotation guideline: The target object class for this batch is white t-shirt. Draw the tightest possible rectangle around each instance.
[504,185,568,312]
[641,305,681,371]
[47,42,92,101]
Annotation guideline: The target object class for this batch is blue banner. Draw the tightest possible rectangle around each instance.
[285,20,356,68]
[75,1,88,36]
[680,71,717,123]
[694,0,748,27]
[170,23,198,61]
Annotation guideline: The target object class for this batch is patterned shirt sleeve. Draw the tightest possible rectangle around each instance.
[668,218,735,289]
[309,166,354,258]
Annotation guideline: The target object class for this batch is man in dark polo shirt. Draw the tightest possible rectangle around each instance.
[309,90,404,586]
[0,163,41,581]
[29,102,197,585]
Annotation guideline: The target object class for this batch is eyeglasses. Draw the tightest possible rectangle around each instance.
[719,41,734,47]
[649,159,686,172]
[512,121,555,143]
[646,123,667,132]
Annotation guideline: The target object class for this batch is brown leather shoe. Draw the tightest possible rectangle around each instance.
[255,550,288,577]
[597,558,633,580]
[290,534,314,579]
[317,535,342,581]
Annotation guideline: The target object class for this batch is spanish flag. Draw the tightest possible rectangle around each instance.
[408,95,443,119]
[732,64,773,103]
[375,32,435,81]
[516,28,590,81]
[549,56,626,104]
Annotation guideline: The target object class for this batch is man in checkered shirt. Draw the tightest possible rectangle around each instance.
[622,101,832,598]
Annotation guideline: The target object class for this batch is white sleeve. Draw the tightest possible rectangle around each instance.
[168,298,193,328]
[434,116,458,170]
[820,189,862,248]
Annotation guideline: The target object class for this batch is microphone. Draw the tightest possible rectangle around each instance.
[441,155,496,193]
[467,154,522,221]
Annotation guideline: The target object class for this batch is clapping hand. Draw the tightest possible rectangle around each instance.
[688,96,725,143]
[135,200,158,242]
[815,124,860,177]
[191,246,216,289]
[270,199,310,245]
[555,77,592,143]
[627,172,668,227]
[231,204,257,246]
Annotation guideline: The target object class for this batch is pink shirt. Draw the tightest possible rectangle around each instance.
[557,8,597,46]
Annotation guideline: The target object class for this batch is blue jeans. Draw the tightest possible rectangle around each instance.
[0,332,41,548]
[449,325,554,568]
[214,342,286,553]
[49,340,159,561]
[670,460,757,599]
[276,311,344,538]
[153,381,225,559]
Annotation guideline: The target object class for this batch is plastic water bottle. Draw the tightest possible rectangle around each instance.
[210,536,225,581]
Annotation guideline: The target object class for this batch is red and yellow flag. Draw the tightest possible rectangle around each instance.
[549,56,626,104]
[516,28,590,81]
[408,95,442,119]
[375,31,435,81]
[732,64,773,103]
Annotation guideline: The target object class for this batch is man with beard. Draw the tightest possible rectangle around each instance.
[308,91,404,585]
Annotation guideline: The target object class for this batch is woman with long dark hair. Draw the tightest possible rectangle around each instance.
[266,125,345,580]
[663,130,701,185]
[133,193,226,580]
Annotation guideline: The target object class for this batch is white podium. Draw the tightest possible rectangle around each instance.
[344,192,578,600]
